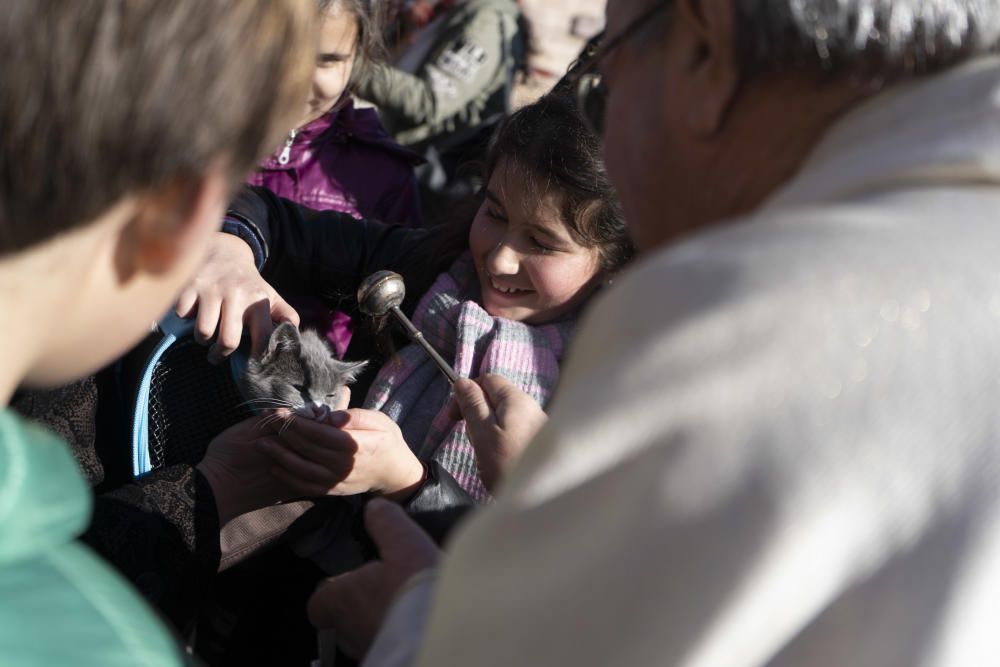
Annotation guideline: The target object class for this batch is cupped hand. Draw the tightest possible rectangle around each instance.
[174,232,299,362]
[449,374,547,491]
[307,498,440,659]
[196,415,300,525]
[260,408,426,500]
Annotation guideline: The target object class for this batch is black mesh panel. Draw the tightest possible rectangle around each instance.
[147,339,255,469]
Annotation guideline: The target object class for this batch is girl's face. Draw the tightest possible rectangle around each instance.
[469,161,605,324]
[301,9,358,127]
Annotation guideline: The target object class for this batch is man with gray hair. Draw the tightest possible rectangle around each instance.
[309,1,1000,664]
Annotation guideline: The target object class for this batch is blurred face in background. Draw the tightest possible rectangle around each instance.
[301,6,358,126]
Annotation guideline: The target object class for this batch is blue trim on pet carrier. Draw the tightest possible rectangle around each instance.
[132,312,194,477]
[131,312,253,477]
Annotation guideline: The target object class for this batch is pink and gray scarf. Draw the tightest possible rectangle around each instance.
[364,254,574,502]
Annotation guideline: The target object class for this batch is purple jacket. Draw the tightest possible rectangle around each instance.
[247,99,422,226]
[247,100,422,356]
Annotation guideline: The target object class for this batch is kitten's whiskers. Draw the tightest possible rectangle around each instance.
[278,414,297,437]
[239,398,295,409]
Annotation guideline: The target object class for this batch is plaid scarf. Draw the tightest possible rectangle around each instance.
[364,254,574,502]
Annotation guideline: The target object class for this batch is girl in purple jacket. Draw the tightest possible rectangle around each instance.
[249,0,421,226]
[249,0,422,355]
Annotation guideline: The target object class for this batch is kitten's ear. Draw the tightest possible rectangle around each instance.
[263,322,301,361]
[336,359,369,385]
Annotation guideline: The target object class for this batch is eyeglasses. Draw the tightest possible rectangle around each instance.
[575,0,673,136]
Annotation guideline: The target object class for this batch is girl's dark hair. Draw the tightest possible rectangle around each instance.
[375,92,633,355]
[485,93,633,274]
[430,92,633,276]
[317,0,386,93]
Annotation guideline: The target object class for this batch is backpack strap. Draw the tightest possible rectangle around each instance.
[131,312,194,477]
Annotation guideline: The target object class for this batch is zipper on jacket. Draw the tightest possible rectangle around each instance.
[277,128,298,165]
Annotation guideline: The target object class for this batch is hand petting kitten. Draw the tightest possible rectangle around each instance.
[176,232,299,362]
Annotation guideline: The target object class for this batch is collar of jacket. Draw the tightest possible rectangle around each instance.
[258,98,423,170]
[762,55,1000,213]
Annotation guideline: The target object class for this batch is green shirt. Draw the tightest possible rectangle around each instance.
[0,409,185,666]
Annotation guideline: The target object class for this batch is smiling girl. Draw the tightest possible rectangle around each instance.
[472,165,607,324]
[191,92,633,504]
[248,0,421,227]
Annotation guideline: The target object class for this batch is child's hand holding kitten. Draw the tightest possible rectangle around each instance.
[260,407,426,501]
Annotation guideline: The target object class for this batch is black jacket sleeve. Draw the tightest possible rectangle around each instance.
[227,186,446,316]
[404,461,475,545]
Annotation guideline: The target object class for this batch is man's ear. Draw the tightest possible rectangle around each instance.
[114,163,230,282]
[674,0,741,137]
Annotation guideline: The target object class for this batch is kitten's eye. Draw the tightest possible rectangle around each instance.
[291,383,306,393]
[326,393,338,399]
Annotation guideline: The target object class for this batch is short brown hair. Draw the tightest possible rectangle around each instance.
[0,0,316,255]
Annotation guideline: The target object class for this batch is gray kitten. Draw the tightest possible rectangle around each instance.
[241,322,367,418]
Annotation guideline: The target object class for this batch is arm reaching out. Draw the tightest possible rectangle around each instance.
[174,231,299,362]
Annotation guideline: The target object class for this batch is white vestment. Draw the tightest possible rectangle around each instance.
[367,56,1000,667]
